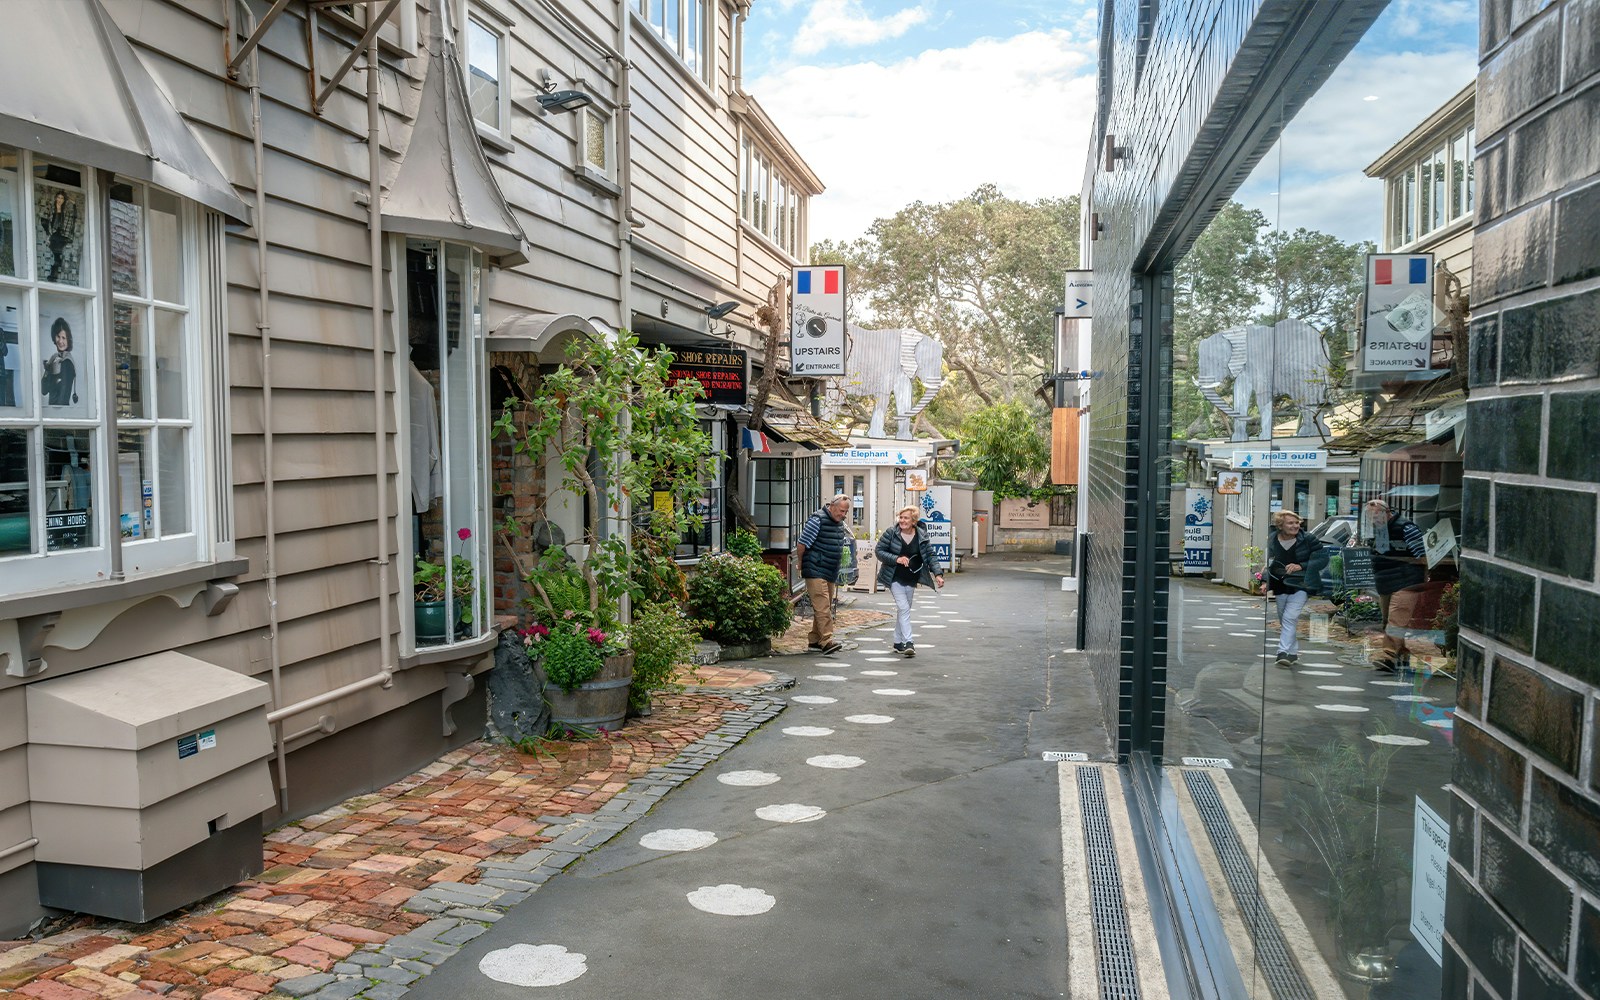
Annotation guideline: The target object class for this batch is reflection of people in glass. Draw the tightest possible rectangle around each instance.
[1366,498,1427,671]
[42,190,76,283]
[41,318,76,405]
[1263,510,1321,668]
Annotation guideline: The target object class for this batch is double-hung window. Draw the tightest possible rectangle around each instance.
[466,14,508,138]
[402,238,490,649]
[0,148,225,595]
[632,0,713,84]
[740,139,805,257]
[1383,123,1474,250]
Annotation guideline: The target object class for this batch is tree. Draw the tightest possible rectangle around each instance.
[948,400,1052,499]
[812,186,1080,409]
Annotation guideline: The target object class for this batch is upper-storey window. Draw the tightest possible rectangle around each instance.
[1385,123,1473,250]
[0,148,229,595]
[580,105,614,180]
[741,138,804,258]
[632,0,713,85]
[466,14,507,135]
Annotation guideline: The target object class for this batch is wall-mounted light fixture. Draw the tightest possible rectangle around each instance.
[1103,133,1128,171]
[705,301,739,319]
[1091,212,1106,241]
[536,68,595,114]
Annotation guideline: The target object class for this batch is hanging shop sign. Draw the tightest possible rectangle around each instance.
[1182,489,1213,571]
[920,485,954,565]
[1363,253,1438,372]
[790,265,847,376]
[1063,270,1093,318]
[904,469,929,491]
[1230,449,1326,470]
[666,348,747,405]
[1215,471,1243,495]
[824,447,925,466]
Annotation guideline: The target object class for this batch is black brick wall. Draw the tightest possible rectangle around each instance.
[1447,1,1600,996]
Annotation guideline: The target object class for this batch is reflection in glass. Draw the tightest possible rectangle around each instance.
[158,427,188,535]
[0,146,19,278]
[117,429,152,540]
[110,182,143,295]
[155,309,186,419]
[148,188,183,302]
[115,303,147,419]
[43,428,95,551]
[0,430,33,554]
[467,19,500,129]
[0,291,23,410]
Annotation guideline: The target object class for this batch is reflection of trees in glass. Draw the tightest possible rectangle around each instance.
[811,185,1080,428]
[1285,736,1407,967]
[1173,202,1372,440]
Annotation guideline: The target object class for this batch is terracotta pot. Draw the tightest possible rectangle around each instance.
[540,650,634,731]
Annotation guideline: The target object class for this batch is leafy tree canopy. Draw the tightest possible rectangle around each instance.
[943,400,1052,499]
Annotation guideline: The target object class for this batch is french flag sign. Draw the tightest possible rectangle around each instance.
[790,264,847,376]
[740,427,772,453]
[1363,253,1436,373]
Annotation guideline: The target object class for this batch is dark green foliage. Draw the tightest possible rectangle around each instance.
[726,527,763,559]
[628,600,705,712]
[687,553,793,645]
[537,625,605,693]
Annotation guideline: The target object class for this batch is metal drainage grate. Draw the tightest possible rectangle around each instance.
[1182,770,1315,1000]
[1078,767,1142,999]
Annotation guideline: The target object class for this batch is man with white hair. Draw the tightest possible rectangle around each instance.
[794,494,852,655]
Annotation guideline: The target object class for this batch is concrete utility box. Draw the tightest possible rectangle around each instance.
[26,652,274,921]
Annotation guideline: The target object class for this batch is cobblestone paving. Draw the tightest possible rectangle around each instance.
[0,681,788,1000]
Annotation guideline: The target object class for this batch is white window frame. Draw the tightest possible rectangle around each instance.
[325,1,419,55]
[464,12,509,141]
[396,236,492,653]
[633,0,714,86]
[577,104,616,182]
[740,139,806,259]
[0,150,224,596]
[1383,123,1474,250]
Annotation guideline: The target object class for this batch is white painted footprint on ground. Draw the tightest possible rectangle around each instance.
[639,829,719,852]
[783,726,834,737]
[686,884,776,916]
[718,770,781,786]
[756,803,827,823]
[807,754,865,769]
[478,944,587,987]
[791,695,837,705]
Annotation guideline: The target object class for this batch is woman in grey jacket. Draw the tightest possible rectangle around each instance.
[875,506,945,657]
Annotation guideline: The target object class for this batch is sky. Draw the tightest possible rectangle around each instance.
[742,0,1479,248]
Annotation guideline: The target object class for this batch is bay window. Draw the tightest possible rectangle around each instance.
[0,147,224,595]
[1383,123,1474,250]
[403,238,490,648]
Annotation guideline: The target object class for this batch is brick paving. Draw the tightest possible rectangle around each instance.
[0,606,893,1000]
[0,681,783,1000]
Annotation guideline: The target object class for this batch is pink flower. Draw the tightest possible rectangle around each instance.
[457,527,472,541]
[587,628,606,645]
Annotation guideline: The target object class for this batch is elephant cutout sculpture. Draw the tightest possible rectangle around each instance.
[1194,319,1330,442]
[840,326,945,439]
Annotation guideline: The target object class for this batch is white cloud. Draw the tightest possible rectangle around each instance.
[1233,45,1476,242]
[790,1,934,56]
[750,29,1097,243]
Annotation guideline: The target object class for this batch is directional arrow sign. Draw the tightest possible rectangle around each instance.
[1064,271,1092,318]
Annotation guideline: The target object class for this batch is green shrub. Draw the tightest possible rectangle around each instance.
[687,552,792,645]
[726,527,763,559]
[537,623,607,692]
[632,537,689,606]
[629,600,704,712]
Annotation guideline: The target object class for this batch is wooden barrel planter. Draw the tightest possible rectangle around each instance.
[540,650,634,731]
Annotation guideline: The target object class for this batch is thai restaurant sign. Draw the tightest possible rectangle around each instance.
[666,348,747,404]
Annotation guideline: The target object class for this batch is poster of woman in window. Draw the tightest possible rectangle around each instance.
[38,296,89,415]
[35,181,83,286]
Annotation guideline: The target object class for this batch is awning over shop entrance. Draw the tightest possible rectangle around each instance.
[0,0,253,223]
[486,313,602,357]
[382,6,527,265]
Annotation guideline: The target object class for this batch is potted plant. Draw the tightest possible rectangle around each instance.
[494,332,712,726]
[414,530,477,641]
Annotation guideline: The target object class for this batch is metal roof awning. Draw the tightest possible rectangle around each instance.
[485,313,601,356]
[0,0,252,223]
[382,7,527,265]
